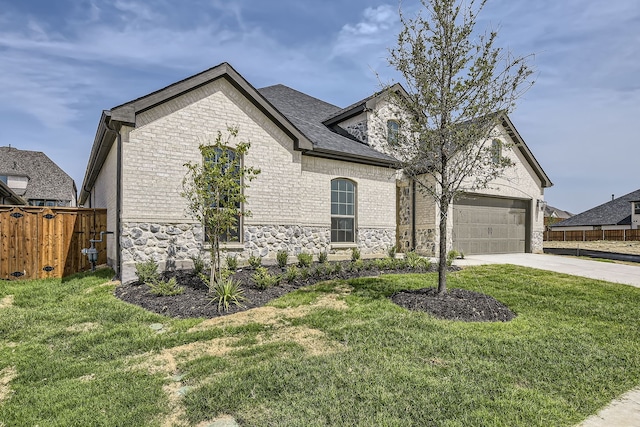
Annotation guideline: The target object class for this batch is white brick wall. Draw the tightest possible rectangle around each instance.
[90,141,118,267]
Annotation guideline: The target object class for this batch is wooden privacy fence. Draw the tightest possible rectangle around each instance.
[0,206,108,280]
[544,229,640,242]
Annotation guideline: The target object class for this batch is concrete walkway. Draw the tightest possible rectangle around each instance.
[456,253,640,426]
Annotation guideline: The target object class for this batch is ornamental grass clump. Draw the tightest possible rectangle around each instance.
[211,278,245,312]
[318,251,328,264]
[351,247,361,261]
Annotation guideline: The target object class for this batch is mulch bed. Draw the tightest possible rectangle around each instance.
[391,287,516,322]
[115,262,516,322]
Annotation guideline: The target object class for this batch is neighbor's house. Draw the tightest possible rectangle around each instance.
[550,189,640,231]
[0,146,77,207]
[0,180,26,205]
[79,62,551,282]
[544,205,573,227]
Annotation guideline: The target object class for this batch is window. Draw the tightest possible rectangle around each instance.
[204,146,241,243]
[387,120,400,145]
[331,179,356,243]
[635,202,640,215]
[491,139,502,164]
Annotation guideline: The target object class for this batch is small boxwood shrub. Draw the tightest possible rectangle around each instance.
[318,251,328,264]
[135,259,159,284]
[252,267,279,289]
[351,247,361,262]
[248,255,262,268]
[297,252,313,268]
[276,250,289,268]
[148,277,184,296]
[226,255,238,271]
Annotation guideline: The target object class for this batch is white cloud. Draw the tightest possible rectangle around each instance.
[333,4,399,57]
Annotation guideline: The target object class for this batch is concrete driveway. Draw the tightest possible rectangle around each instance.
[456,253,640,288]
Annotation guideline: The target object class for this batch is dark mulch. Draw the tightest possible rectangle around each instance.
[391,287,516,322]
[115,261,515,322]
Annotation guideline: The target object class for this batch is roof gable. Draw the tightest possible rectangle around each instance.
[258,85,397,166]
[552,189,640,228]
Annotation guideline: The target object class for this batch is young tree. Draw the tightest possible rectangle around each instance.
[182,126,260,288]
[383,0,534,293]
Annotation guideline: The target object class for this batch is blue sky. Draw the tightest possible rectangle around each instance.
[1,0,638,214]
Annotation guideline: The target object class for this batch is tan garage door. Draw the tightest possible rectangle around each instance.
[453,196,529,255]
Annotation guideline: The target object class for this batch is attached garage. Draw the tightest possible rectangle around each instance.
[453,195,531,255]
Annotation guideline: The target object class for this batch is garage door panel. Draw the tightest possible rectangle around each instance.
[453,196,529,255]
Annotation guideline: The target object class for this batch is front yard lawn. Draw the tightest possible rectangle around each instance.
[1,265,640,426]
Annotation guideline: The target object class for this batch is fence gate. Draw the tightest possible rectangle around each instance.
[0,206,108,280]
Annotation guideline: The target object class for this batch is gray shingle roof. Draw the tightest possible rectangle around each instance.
[0,146,76,203]
[258,85,396,165]
[551,189,640,228]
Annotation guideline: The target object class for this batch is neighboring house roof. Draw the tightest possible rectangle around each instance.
[0,180,26,205]
[0,146,76,203]
[544,205,573,219]
[551,189,640,228]
[258,85,396,165]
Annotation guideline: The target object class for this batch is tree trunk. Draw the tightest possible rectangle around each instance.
[437,194,449,294]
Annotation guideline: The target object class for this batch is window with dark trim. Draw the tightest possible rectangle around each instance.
[204,146,241,243]
[331,179,356,243]
[635,202,640,215]
[387,120,400,145]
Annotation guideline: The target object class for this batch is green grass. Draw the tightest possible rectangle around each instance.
[2,265,640,426]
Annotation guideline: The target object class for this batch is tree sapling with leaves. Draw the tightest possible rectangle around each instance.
[182,126,260,289]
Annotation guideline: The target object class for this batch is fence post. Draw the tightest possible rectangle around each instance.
[624,229,626,241]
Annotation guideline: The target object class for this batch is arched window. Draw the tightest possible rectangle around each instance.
[387,120,400,145]
[331,179,356,243]
[491,139,502,164]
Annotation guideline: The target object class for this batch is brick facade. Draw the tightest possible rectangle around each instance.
[116,79,396,282]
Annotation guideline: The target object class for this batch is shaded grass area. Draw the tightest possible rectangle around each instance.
[1,265,640,426]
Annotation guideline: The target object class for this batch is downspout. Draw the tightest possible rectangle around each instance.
[104,118,122,279]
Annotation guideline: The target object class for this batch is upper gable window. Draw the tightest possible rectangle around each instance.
[387,120,400,145]
[491,139,502,164]
[635,202,640,215]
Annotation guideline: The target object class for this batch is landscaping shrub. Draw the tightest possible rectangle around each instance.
[148,277,184,296]
[135,259,160,284]
[299,267,310,280]
[333,262,343,274]
[226,255,238,271]
[252,267,279,289]
[447,250,460,267]
[351,247,361,261]
[190,254,206,276]
[388,245,397,259]
[276,250,289,268]
[248,255,262,268]
[297,252,313,268]
[318,251,328,264]
[284,265,299,282]
[211,278,245,312]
